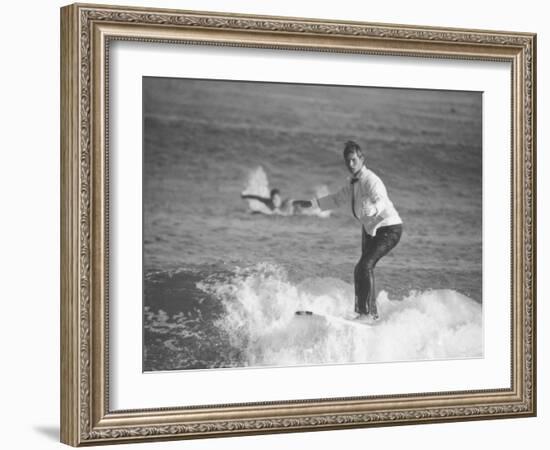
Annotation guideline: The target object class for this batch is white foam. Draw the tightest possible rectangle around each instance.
[199,263,482,367]
[241,166,272,214]
[243,166,271,198]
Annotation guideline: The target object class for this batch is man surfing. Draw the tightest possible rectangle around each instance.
[294,141,403,321]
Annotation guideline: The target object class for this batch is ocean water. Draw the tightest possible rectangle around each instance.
[143,77,482,371]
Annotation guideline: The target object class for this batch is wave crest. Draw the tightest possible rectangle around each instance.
[198,263,482,367]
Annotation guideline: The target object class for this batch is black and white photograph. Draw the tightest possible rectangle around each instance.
[142,77,483,372]
[3,0,543,448]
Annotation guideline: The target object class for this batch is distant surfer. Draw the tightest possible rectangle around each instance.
[294,141,403,321]
[241,188,307,216]
[241,188,284,212]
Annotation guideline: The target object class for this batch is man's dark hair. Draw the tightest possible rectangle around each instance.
[343,140,364,159]
[270,188,280,198]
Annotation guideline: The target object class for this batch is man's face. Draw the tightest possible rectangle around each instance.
[344,151,364,176]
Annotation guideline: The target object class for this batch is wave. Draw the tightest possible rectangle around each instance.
[197,263,482,368]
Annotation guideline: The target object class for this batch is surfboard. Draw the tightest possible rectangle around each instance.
[294,310,379,326]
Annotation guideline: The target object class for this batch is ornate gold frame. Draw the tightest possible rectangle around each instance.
[60,2,536,446]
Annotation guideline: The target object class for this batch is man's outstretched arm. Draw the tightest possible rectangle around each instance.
[293,185,350,211]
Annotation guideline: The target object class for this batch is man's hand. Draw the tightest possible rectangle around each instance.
[360,199,377,217]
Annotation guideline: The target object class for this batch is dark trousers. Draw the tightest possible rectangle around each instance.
[354,224,402,316]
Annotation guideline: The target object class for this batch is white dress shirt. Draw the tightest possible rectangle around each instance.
[313,165,402,236]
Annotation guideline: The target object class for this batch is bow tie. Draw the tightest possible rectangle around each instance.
[350,177,359,184]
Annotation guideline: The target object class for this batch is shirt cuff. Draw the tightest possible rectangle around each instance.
[310,197,320,208]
